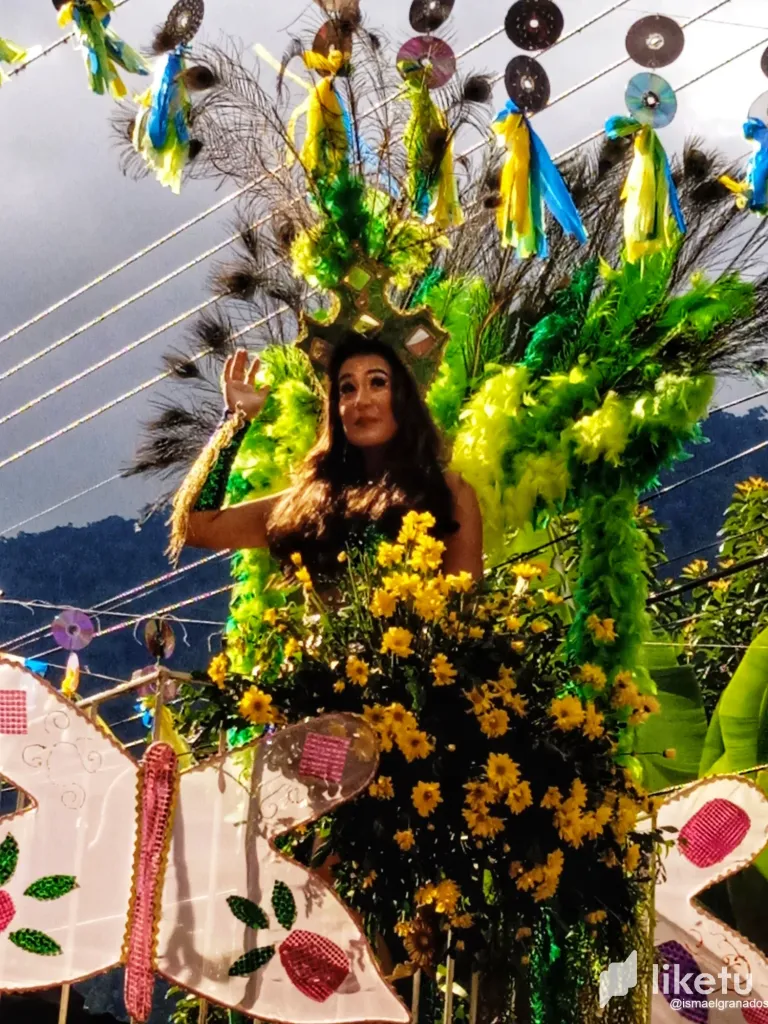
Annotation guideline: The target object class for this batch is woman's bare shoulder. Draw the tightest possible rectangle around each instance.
[444,471,477,500]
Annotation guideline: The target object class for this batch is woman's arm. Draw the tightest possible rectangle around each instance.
[186,491,286,551]
[443,473,484,580]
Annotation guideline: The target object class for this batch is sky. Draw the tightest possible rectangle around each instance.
[1,0,768,538]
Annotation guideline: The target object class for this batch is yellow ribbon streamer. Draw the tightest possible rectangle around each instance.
[492,110,534,254]
[255,45,349,177]
[286,48,348,176]
[622,125,678,263]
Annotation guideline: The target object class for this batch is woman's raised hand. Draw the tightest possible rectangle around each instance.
[223,349,270,421]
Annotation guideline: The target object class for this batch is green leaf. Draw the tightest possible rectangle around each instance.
[228,945,275,977]
[0,834,19,887]
[24,876,78,901]
[9,929,62,956]
[635,666,708,791]
[226,895,268,930]
[271,881,296,930]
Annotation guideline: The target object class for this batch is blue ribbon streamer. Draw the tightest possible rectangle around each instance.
[496,100,587,259]
[148,48,185,150]
[338,93,400,198]
[24,659,48,678]
[744,117,768,212]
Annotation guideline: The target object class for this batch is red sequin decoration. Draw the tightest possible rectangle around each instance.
[0,692,27,735]
[124,744,178,1022]
[743,1006,768,1024]
[279,930,350,1002]
[0,891,15,932]
[678,799,750,868]
[298,733,350,784]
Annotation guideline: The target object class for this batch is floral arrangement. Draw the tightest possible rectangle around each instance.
[178,511,662,1023]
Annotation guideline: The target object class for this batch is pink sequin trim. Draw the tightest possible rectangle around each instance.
[0,692,27,735]
[743,1006,768,1024]
[678,799,750,868]
[280,929,350,1002]
[124,744,178,1023]
[0,891,15,932]
[299,733,350,784]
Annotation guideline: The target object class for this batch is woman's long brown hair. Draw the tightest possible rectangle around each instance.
[267,334,457,576]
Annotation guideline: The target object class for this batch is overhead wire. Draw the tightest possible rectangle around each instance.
[0,473,124,537]
[1,552,231,652]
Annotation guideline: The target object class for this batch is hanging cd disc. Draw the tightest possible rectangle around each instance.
[144,618,176,660]
[157,0,205,50]
[504,55,550,113]
[313,20,354,63]
[409,0,455,33]
[625,72,677,128]
[52,609,95,652]
[397,36,456,89]
[748,90,768,125]
[761,45,768,79]
[625,15,684,69]
[504,0,564,51]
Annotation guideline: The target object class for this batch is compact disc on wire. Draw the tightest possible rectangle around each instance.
[160,0,205,48]
[504,55,550,113]
[625,72,677,128]
[761,45,768,79]
[52,609,95,652]
[409,0,455,33]
[504,0,564,51]
[397,35,456,88]
[144,618,176,660]
[748,90,768,125]
[313,20,354,62]
[625,15,684,69]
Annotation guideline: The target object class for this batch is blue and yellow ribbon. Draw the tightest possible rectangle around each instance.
[132,45,192,194]
[57,0,147,98]
[720,117,768,215]
[605,115,685,264]
[492,100,587,259]
[281,48,349,179]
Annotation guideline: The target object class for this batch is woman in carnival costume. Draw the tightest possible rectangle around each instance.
[122,11,768,1022]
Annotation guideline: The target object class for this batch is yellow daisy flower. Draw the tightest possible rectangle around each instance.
[431,653,457,686]
[480,709,510,738]
[412,781,442,817]
[542,590,564,605]
[577,663,607,691]
[369,776,395,800]
[397,730,433,762]
[486,753,520,792]
[583,702,605,740]
[377,541,405,568]
[409,535,446,573]
[585,910,607,925]
[290,552,303,567]
[333,681,346,693]
[445,571,475,594]
[370,588,398,618]
[511,562,545,580]
[207,652,229,689]
[398,510,436,544]
[394,829,415,852]
[238,686,276,725]
[624,843,641,873]
[530,619,551,634]
[549,695,585,731]
[506,781,533,814]
[346,655,369,686]
[451,913,474,930]
[586,614,616,643]
[505,693,528,717]
[387,703,418,733]
[505,615,522,631]
[464,780,495,811]
[295,566,313,590]
[381,626,414,658]
[262,607,279,626]
[540,786,562,809]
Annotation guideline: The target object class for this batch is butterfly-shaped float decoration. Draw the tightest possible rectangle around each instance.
[641,775,768,1023]
[0,657,409,1024]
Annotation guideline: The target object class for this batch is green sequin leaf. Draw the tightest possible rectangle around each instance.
[228,945,275,977]
[0,834,19,887]
[271,881,296,930]
[24,876,78,901]
[9,929,62,956]
[227,895,268,930]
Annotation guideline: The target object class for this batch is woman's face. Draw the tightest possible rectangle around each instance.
[337,354,398,448]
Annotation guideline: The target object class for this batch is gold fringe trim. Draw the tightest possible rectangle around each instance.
[167,407,248,564]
